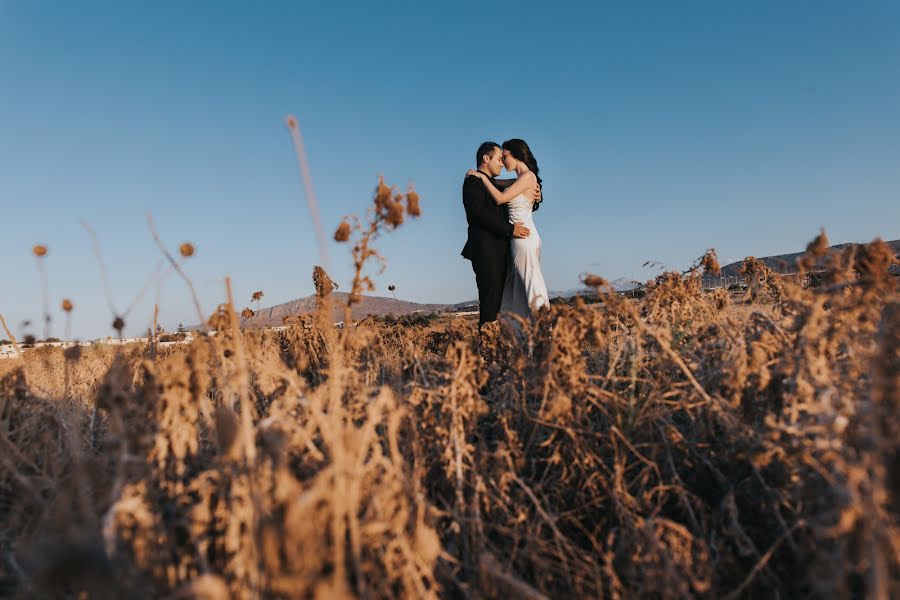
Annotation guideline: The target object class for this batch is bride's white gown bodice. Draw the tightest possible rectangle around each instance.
[501,193,549,317]
[507,194,537,229]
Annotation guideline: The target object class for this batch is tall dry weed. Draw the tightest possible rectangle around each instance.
[1,215,898,600]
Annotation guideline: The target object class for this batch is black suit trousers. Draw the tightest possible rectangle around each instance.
[471,255,507,326]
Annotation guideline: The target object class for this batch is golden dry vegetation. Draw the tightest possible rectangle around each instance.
[1,183,898,599]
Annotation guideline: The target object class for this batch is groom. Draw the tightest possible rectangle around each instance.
[461,141,534,327]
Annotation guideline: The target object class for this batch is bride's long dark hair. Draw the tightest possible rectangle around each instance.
[502,138,543,212]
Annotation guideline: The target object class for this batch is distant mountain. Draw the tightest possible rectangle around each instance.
[202,239,898,330]
[239,293,451,327]
[609,277,645,292]
[717,239,900,276]
[549,288,591,298]
[549,278,639,297]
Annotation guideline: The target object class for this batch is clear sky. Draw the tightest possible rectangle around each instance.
[2,1,899,340]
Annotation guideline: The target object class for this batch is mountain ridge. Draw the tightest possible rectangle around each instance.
[717,239,900,276]
[207,238,899,328]
[238,292,451,327]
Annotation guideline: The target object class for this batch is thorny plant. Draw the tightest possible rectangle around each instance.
[1,209,899,599]
[334,176,421,326]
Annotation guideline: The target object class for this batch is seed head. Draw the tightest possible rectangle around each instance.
[61,299,74,312]
[406,187,421,217]
[797,229,830,272]
[386,200,405,228]
[374,176,392,211]
[33,244,48,257]
[807,229,830,256]
[334,220,351,242]
[241,307,255,319]
[388,285,396,292]
[285,115,298,130]
[582,274,609,290]
[700,249,721,275]
[856,238,895,282]
[179,242,195,257]
[112,316,125,332]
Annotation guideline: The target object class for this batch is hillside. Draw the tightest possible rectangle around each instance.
[221,239,899,329]
[718,239,900,276]
[240,292,451,327]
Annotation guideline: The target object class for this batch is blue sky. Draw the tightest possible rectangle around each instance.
[1,1,898,339]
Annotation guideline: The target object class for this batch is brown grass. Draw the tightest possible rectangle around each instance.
[1,182,899,599]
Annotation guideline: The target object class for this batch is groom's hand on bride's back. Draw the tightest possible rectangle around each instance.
[512,222,530,238]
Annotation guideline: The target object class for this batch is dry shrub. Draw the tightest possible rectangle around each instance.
[2,224,899,599]
[740,256,786,302]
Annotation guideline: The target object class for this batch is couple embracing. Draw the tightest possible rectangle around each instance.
[461,139,549,330]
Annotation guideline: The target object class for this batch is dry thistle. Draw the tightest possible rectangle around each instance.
[855,238,895,282]
[388,284,399,308]
[740,256,786,302]
[582,274,610,291]
[375,176,392,210]
[797,229,830,272]
[207,303,230,332]
[179,242,195,258]
[334,220,351,242]
[241,308,255,319]
[252,291,264,313]
[332,177,423,324]
[406,185,421,217]
[699,249,721,275]
[61,299,74,312]
[32,243,52,338]
[112,316,125,333]
[807,229,829,255]
[386,198,405,228]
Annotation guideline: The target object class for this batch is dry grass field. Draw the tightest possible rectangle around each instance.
[1,182,898,599]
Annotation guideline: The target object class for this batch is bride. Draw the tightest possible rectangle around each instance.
[467,138,549,319]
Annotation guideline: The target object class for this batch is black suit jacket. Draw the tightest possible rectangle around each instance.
[461,171,513,264]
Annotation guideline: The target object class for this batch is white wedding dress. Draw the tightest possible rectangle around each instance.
[501,194,550,318]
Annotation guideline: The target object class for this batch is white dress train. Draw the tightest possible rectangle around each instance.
[500,194,549,318]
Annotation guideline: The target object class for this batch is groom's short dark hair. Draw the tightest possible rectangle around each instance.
[476,141,500,167]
